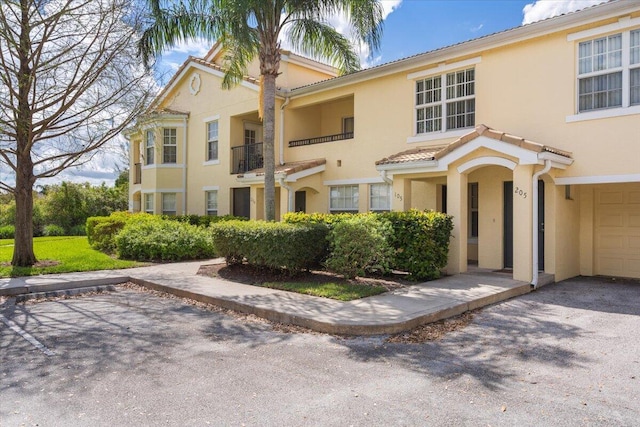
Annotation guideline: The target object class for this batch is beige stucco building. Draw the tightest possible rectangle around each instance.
[126,0,640,283]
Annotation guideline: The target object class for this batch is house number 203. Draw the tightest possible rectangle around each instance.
[514,186,527,198]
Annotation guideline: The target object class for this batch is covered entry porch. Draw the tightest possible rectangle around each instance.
[376,125,573,284]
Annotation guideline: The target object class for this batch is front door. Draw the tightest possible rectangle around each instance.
[233,187,250,219]
[294,191,306,213]
[503,180,544,270]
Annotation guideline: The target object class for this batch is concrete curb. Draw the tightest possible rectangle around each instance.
[130,277,533,335]
[0,277,130,297]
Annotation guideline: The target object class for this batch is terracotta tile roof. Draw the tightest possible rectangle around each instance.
[375,145,449,166]
[237,158,326,178]
[376,124,572,166]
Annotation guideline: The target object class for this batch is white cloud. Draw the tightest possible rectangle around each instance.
[470,23,484,33]
[162,37,211,57]
[522,0,608,25]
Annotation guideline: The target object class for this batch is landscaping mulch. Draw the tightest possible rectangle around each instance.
[197,262,409,293]
[386,311,476,343]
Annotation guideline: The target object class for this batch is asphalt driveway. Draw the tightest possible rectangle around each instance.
[1,277,639,426]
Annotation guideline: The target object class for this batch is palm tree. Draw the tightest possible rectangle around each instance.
[139,0,384,221]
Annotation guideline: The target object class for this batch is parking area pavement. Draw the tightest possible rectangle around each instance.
[1,277,639,426]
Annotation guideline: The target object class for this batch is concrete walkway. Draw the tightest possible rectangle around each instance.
[0,259,539,335]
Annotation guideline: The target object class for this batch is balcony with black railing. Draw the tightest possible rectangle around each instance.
[231,143,264,174]
[133,163,142,184]
[288,132,354,147]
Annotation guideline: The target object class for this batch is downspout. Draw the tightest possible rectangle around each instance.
[279,96,290,166]
[379,170,393,185]
[182,117,188,214]
[278,176,294,213]
[531,160,551,289]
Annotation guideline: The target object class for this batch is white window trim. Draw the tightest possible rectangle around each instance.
[369,183,392,212]
[323,177,384,186]
[141,163,184,170]
[328,184,359,212]
[406,56,481,80]
[161,192,178,215]
[412,66,476,137]
[143,193,154,214]
[206,120,219,161]
[571,25,640,116]
[205,190,218,216]
[567,16,640,41]
[162,128,178,164]
[407,128,471,144]
[202,185,220,191]
[566,104,640,122]
[202,114,221,122]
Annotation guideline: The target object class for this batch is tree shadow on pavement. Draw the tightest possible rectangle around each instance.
[338,292,592,391]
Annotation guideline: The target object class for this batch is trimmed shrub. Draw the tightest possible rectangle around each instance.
[380,210,453,280]
[325,214,394,279]
[0,225,15,239]
[116,220,215,261]
[86,212,154,253]
[43,224,65,236]
[283,211,355,228]
[210,220,328,274]
[162,214,249,227]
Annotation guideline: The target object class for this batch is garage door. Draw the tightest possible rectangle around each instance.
[595,184,640,278]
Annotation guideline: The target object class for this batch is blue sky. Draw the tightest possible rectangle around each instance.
[157,0,606,82]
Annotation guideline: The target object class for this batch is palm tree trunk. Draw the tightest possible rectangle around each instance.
[262,72,277,221]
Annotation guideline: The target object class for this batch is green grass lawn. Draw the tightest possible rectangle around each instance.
[259,281,387,301]
[0,236,141,278]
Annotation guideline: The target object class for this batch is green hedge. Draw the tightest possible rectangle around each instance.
[161,214,248,227]
[284,210,453,280]
[325,214,394,279]
[380,210,453,280]
[210,220,328,274]
[86,212,153,253]
[116,220,215,261]
[0,225,15,239]
[43,224,65,237]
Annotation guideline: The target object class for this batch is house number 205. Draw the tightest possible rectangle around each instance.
[514,187,527,198]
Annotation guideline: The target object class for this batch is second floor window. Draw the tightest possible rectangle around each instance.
[415,67,475,135]
[163,128,177,163]
[207,121,218,161]
[145,130,154,165]
[578,29,640,112]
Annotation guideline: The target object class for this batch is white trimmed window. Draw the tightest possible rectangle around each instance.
[162,193,177,215]
[207,121,218,161]
[145,130,154,165]
[370,183,391,212]
[578,28,640,112]
[163,128,177,163]
[144,193,154,214]
[329,185,359,212]
[206,191,218,216]
[415,67,475,134]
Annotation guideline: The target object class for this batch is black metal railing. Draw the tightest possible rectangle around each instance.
[134,163,141,184]
[288,132,354,147]
[231,143,264,174]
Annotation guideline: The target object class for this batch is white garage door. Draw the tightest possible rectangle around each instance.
[595,184,640,278]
